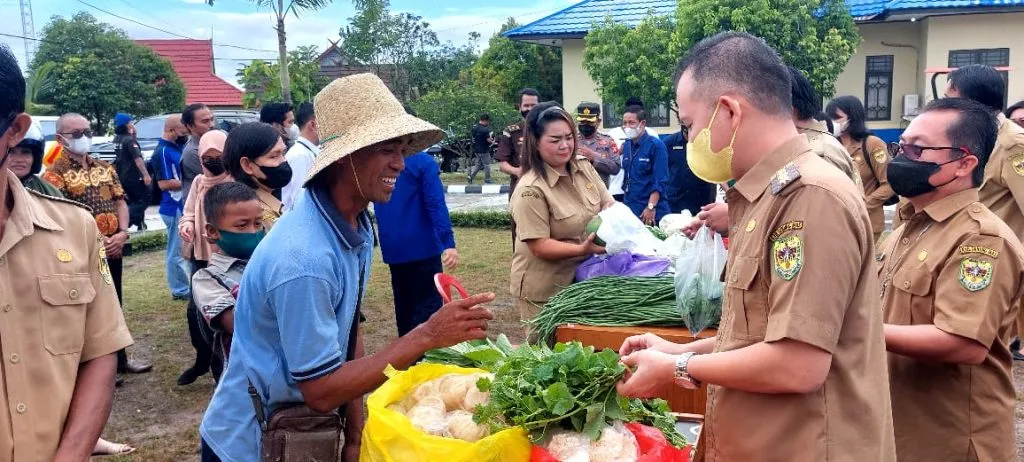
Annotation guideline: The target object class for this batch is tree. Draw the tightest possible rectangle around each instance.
[238,45,329,107]
[340,0,440,101]
[469,19,562,105]
[583,13,676,112]
[31,13,185,132]
[405,32,480,100]
[670,0,860,98]
[205,0,332,104]
[411,82,518,161]
[25,61,58,115]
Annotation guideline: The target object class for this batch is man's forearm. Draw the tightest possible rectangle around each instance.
[672,337,716,355]
[498,161,520,177]
[53,354,117,462]
[686,339,831,394]
[157,179,182,191]
[117,200,129,231]
[134,158,150,180]
[884,324,987,365]
[647,191,661,206]
[344,331,366,446]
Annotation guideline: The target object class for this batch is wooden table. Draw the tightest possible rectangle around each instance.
[555,324,717,415]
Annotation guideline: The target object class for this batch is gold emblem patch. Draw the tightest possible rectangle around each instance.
[98,246,112,285]
[873,148,888,164]
[1012,153,1024,177]
[917,250,928,262]
[772,235,803,281]
[745,219,756,232]
[56,249,73,263]
[958,257,993,292]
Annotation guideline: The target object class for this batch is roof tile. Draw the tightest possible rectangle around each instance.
[135,39,243,106]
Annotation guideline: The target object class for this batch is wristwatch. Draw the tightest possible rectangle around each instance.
[673,352,701,389]
[647,202,656,211]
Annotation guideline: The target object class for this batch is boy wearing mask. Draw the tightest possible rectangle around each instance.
[190,182,265,363]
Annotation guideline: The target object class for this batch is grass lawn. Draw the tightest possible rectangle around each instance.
[99,228,520,461]
[97,225,1024,460]
[440,170,512,186]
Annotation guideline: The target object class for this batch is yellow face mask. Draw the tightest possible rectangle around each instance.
[686,101,738,184]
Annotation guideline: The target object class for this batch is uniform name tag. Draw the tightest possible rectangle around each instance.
[958,245,999,258]
[769,221,804,241]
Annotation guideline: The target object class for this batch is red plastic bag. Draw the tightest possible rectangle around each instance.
[626,422,691,462]
[529,445,558,462]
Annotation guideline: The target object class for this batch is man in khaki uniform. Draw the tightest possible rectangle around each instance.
[0,45,133,462]
[788,66,858,183]
[878,98,1023,461]
[617,32,895,462]
[496,88,540,246]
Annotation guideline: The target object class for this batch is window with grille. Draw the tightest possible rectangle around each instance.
[865,55,894,121]
[948,48,1010,107]
[602,102,671,128]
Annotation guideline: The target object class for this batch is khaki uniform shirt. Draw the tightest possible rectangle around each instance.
[256,188,283,231]
[41,152,125,237]
[695,136,896,462]
[495,121,525,195]
[0,171,133,461]
[842,135,894,238]
[799,121,859,184]
[509,158,611,302]
[878,190,1023,461]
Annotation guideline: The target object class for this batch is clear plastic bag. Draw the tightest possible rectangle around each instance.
[596,203,667,256]
[674,226,727,336]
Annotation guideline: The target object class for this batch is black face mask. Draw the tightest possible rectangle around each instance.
[579,124,597,137]
[886,154,962,198]
[203,157,226,176]
[175,135,189,147]
[255,161,293,190]
[521,110,530,119]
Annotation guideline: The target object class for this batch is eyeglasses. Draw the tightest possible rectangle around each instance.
[888,142,973,161]
[59,130,94,139]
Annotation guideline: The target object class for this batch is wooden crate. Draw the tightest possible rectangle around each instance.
[554,325,717,415]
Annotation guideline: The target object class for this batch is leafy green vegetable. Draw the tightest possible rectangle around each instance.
[648,226,669,241]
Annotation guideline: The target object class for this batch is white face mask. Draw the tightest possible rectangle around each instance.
[65,136,92,155]
[623,127,639,139]
[831,120,847,136]
[287,124,301,140]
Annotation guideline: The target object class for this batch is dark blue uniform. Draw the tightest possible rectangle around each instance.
[622,132,671,221]
[663,131,716,215]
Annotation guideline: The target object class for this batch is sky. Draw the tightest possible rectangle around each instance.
[0,0,578,87]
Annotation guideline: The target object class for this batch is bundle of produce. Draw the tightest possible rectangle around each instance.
[529,276,686,343]
[387,372,494,442]
[425,336,688,452]
[674,227,726,336]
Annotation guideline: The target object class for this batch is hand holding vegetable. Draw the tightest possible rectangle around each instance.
[579,233,607,256]
[413,293,495,350]
[617,349,677,399]
[619,333,678,357]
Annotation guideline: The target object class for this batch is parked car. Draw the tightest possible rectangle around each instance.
[89,109,258,164]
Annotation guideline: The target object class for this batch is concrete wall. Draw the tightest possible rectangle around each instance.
[921,12,1024,105]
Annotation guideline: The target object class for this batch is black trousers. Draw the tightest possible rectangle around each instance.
[390,256,445,337]
[187,259,223,379]
[200,438,222,462]
[108,257,132,368]
[127,200,148,230]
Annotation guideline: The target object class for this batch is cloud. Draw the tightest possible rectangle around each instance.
[181,0,208,4]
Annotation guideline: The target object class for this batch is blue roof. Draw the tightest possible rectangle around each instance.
[505,0,1024,38]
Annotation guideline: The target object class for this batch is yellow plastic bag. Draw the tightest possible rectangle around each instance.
[360,363,530,462]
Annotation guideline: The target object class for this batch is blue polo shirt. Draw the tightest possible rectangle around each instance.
[662,131,716,215]
[621,132,670,221]
[151,139,184,216]
[374,152,456,265]
[199,185,374,462]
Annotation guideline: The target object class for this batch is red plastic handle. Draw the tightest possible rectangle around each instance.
[434,273,469,304]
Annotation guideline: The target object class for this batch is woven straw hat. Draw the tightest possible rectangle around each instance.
[305,73,444,184]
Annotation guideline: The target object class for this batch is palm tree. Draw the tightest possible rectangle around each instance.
[206,0,332,103]
[25,62,58,115]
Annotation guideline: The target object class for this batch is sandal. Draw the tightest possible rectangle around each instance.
[92,438,136,456]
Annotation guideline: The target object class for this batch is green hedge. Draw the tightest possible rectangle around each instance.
[129,230,168,254]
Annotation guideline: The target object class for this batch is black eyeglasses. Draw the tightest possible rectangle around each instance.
[888,142,973,162]
[59,130,94,139]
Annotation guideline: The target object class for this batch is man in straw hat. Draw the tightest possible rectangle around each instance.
[198,74,496,462]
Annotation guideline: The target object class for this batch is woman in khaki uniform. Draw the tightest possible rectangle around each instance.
[224,122,289,231]
[509,103,614,339]
[827,96,895,241]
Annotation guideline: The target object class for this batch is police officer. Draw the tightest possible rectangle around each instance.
[575,102,620,186]
[878,97,1023,461]
[617,33,896,462]
[496,88,540,245]
[944,65,1024,360]
[0,44,134,462]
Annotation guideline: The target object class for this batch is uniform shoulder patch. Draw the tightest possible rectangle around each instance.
[1010,151,1024,176]
[958,257,993,291]
[520,188,541,199]
[872,148,888,164]
[769,221,804,241]
[770,163,801,195]
[959,245,999,258]
[25,188,94,214]
[772,235,803,280]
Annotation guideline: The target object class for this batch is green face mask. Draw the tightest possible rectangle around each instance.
[215,229,266,260]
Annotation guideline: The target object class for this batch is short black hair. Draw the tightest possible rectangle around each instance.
[922,98,998,187]
[203,181,259,224]
[949,65,1005,113]
[225,122,284,189]
[826,96,871,142]
[0,44,25,121]
[789,66,820,121]
[625,105,647,123]
[1004,100,1024,119]
[114,124,131,136]
[625,96,644,108]
[182,103,209,128]
[260,102,293,125]
[675,32,791,116]
[479,113,490,121]
[517,88,540,106]
[294,102,315,130]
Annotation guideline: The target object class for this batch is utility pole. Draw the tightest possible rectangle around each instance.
[19,0,36,67]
